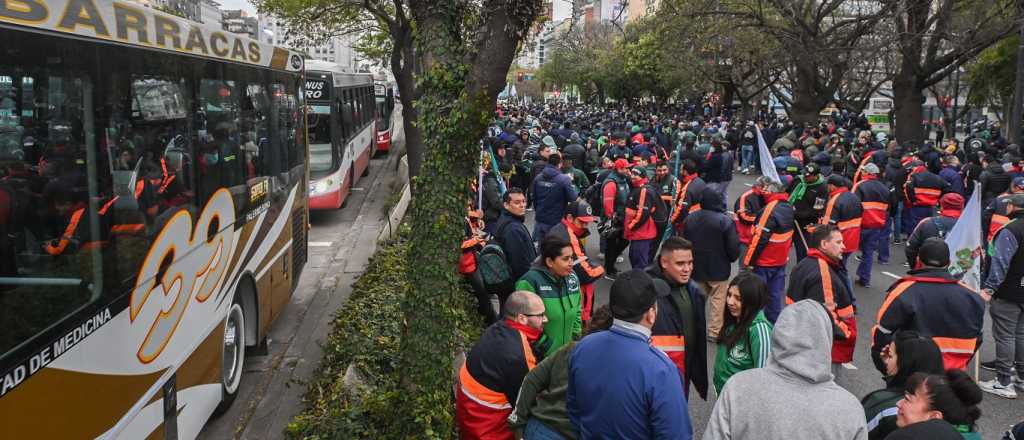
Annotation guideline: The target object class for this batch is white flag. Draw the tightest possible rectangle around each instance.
[755,125,781,184]
[946,183,984,289]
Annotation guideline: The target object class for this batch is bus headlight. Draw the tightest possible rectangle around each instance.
[309,180,329,195]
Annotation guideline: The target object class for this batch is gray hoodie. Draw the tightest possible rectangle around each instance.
[703,300,868,440]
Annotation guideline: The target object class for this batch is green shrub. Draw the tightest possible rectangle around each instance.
[286,231,482,439]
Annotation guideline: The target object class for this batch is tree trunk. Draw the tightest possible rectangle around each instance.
[893,71,925,143]
[789,63,826,125]
[396,0,542,435]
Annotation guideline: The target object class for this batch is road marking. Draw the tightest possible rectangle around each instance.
[882,271,901,279]
[744,183,753,187]
[309,242,333,247]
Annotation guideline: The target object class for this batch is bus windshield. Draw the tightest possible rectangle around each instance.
[376,97,391,130]
[307,104,335,178]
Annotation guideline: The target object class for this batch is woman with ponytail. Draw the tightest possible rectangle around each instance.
[885,369,983,439]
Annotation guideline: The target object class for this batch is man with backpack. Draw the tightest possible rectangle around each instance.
[600,159,633,279]
[484,188,536,306]
[624,168,661,271]
[905,193,963,270]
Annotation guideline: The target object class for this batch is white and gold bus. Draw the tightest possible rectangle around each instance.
[0,1,309,438]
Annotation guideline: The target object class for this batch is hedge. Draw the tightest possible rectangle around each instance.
[285,229,482,439]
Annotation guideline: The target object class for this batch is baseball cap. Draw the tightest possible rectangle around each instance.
[861,163,880,175]
[939,193,965,211]
[567,200,596,222]
[609,270,668,321]
[542,135,557,149]
[614,158,630,170]
[1008,194,1024,209]
[918,237,950,268]
[805,162,820,175]
[1013,176,1024,189]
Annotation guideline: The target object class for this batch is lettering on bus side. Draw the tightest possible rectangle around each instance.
[129,188,236,364]
[0,0,268,66]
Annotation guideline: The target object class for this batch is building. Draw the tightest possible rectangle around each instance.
[125,0,202,22]
[627,0,658,22]
[199,0,221,27]
[259,15,360,69]
[222,9,260,40]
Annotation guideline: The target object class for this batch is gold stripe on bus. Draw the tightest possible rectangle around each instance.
[0,366,165,438]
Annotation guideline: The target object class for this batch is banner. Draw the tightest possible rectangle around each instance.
[755,125,781,184]
[946,183,984,289]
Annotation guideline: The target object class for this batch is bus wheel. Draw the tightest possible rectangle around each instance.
[216,295,246,413]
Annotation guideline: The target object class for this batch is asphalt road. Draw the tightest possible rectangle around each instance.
[526,172,1022,439]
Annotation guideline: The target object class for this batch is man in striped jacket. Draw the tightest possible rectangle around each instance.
[787,225,857,380]
[853,163,890,288]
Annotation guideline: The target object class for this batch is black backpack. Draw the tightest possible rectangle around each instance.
[477,221,516,296]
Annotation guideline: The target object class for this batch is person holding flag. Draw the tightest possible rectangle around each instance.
[979,194,1024,399]
[871,238,985,375]
[741,180,795,323]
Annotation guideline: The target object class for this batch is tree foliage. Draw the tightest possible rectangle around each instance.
[966,35,1018,120]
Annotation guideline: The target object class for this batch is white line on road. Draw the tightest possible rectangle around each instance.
[744,183,753,187]
[309,242,333,247]
[882,271,901,279]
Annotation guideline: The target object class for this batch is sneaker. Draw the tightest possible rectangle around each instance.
[979,378,1018,399]
[980,361,1020,379]
[616,256,624,263]
[902,262,911,268]
[855,254,864,262]
[878,260,890,265]
[981,360,999,372]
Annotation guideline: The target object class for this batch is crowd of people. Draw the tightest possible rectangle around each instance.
[456,101,1024,439]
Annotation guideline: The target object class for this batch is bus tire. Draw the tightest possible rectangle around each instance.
[215,294,246,414]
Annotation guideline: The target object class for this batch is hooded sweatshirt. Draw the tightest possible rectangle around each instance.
[703,299,868,440]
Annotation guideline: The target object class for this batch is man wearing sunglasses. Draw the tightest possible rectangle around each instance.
[456,291,549,439]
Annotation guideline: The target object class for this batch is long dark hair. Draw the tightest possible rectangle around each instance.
[886,331,944,389]
[719,272,769,349]
[905,369,982,427]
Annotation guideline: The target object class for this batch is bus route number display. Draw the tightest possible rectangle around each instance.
[305,79,328,100]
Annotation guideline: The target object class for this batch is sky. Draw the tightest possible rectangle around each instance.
[218,0,257,15]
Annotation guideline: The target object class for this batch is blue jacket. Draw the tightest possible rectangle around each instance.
[938,166,965,196]
[568,325,693,439]
[532,165,578,226]
[491,210,537,281]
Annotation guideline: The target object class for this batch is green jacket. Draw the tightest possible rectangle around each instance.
[507,341,576,439]
[565,167,590,194]
[515,264,582,357]
[862,388,900,440]
[713,310,772,394]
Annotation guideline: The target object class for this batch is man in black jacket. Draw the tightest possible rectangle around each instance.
[491,188,537,283]
[788,162,830,261]
[683,187,739,339]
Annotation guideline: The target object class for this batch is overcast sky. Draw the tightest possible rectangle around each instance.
[218,0,256,15]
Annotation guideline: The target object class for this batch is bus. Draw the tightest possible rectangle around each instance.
[0,1,308,439]
[865,96,893,133]
[373,74,397,153]
[304,61,376,210]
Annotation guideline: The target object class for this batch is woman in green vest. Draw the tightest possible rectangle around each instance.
[515,235,582,357]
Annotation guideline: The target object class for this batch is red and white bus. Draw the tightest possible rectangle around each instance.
[373,74,397,153]
[305,61,376,210]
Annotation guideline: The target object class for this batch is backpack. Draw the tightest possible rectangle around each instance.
[583,180,605,216]
[650,185,670,230]
[477,222,515,296]
[931,217,948,238]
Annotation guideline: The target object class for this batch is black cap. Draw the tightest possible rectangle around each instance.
[609,270,668,321]
[566,200,596,222]
[827,174,851,188]
[805,162,820,175]
[1008,194,1024,209]
[918,237,950,268]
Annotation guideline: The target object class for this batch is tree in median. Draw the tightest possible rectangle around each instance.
[256,0,544,436]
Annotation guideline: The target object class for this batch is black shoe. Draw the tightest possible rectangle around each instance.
[893,238,903,245]
[855,254,864,262]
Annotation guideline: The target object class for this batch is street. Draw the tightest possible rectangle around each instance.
[531,173,1021,438]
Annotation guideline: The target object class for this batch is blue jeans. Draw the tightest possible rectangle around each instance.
[525,417,566,440]
[741,144,755,169]
[891,202,904,239]
[532,222,555,242]
[629,239,653,270]
[857,228,886,283]
[753,266,786,323]
[879,216,892,264]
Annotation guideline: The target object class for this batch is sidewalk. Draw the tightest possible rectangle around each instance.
[199,149,404,440]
